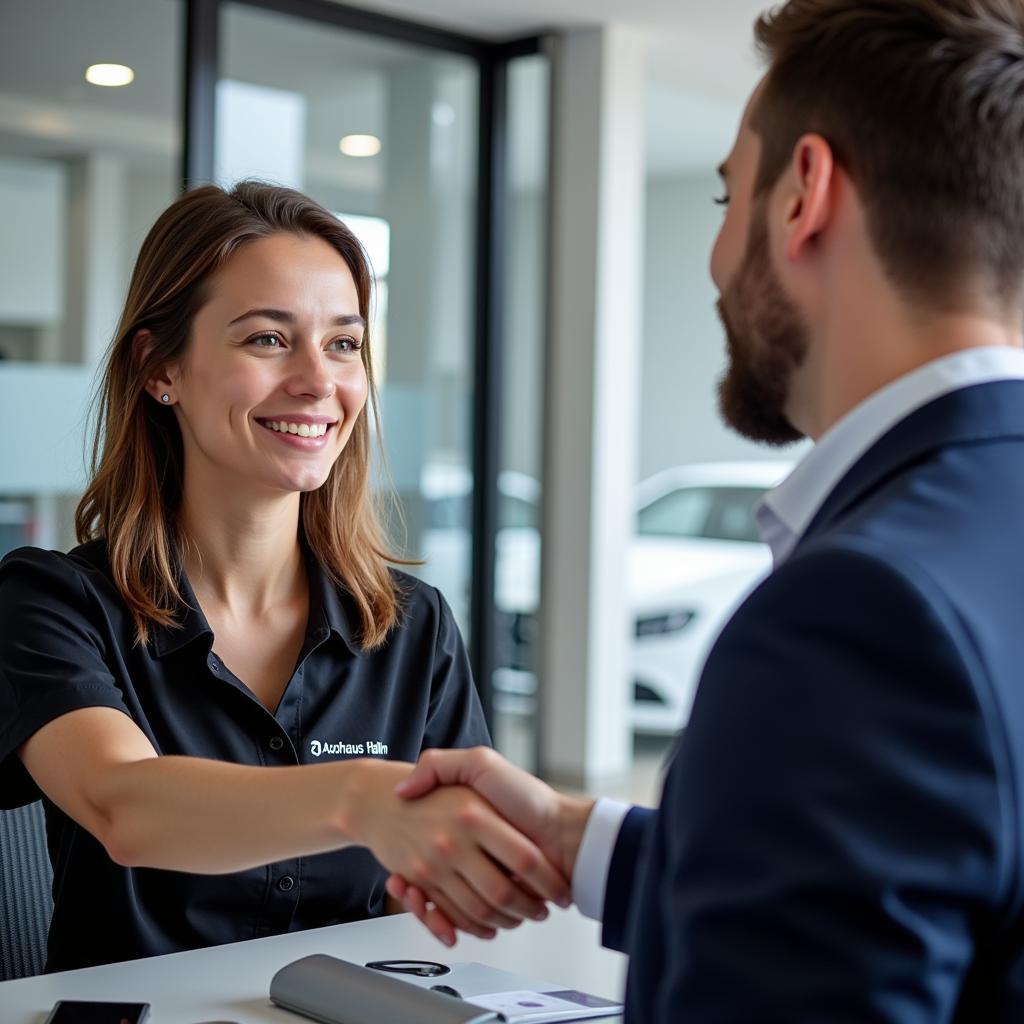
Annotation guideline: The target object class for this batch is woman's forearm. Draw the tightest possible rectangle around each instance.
[76,743,571,935]
[93,755,403,873]
[18,677,566,933]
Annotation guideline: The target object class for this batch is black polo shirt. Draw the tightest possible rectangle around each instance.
[0,540,489,972]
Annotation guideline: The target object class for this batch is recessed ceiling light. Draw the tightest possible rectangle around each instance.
[339,134,382,158]
[85,63,135,87]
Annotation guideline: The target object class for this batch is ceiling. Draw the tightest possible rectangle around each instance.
[338,0,767,177]
[0,0,767,179]
[340,0,770,99]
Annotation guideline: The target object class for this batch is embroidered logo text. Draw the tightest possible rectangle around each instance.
[309,739,389,758]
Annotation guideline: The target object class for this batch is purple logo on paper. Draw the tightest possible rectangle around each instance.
[544,990,622,1008]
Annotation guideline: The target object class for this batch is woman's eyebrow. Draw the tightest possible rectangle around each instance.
[227,307,366,328]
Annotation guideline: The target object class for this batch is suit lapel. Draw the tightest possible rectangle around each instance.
[797,379,1024,550]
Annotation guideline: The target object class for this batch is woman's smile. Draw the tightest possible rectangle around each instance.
[256,415,338,449]
[258,415,333,448]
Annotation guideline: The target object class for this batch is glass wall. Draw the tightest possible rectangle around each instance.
[0,0,183,555]
[628,82,811,785]
[219,1,481,638]
[490,54,551,770]
[0,0,548,734]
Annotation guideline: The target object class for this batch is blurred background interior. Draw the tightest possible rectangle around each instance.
[0,0,809,803]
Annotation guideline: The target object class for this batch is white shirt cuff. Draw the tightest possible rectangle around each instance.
[571,798,632,921]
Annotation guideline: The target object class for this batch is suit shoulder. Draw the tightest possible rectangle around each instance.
[758,534,950,619]
[712,536,979,711]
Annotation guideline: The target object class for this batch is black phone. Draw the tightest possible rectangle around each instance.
[43,1001,150,1024]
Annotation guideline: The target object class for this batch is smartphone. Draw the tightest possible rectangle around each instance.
[43,1001,150,1024]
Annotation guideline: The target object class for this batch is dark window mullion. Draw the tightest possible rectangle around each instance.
[469,51,508,732]
[182,0,219,189]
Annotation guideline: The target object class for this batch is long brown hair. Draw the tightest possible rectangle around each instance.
[76,181,404,648]
[751,0,1024,311]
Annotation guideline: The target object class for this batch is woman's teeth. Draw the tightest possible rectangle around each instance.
[265,421,329,438]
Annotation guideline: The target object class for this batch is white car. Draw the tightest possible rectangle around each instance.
[417,460,792,734]
[628,461,791,733]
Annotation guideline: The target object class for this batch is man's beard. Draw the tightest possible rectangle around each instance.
[716,201,808,446]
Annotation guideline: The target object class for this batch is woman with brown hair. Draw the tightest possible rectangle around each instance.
[0,181,567,971]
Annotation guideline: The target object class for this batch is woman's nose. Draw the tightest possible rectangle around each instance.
[288,348,335,401]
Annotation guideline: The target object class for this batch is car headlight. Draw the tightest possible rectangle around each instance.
[635,609,696,637]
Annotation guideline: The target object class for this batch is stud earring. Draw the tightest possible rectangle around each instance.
[161,394,170,403]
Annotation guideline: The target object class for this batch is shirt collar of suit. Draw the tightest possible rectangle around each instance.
[757,345,1024,566]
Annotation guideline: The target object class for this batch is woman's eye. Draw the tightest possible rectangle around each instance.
[249,333,282,348]
[328,337,363,352]
[713,194,731,207]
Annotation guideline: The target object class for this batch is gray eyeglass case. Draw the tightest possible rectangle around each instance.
[270,953,506,1024]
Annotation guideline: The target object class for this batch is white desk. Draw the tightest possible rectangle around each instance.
[0,908,627,1024]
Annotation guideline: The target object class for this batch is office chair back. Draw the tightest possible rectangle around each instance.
[0,801,53,979]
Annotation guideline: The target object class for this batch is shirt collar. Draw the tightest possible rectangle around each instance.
[306,551,360,654]
[149,562,213,658]
[757,345,1024,566]
[150,547,359,657]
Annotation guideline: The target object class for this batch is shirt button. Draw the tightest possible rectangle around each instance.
[208,656,219,675]
[277,876,295,893]
[269,737,284,752]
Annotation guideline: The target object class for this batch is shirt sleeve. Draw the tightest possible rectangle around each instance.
[420,586,492,751]
[0,546,131,809]
[571,797,632,920]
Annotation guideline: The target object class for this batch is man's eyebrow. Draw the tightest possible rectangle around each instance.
[227,307,365,328]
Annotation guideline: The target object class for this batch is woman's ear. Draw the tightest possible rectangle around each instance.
[135,329,177,407]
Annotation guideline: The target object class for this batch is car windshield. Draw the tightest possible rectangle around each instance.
[637,485,766,543]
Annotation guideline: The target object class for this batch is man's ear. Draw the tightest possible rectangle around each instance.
[781,133,835,263]
[134,329,177,406]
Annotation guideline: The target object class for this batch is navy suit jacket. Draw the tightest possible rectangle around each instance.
[604,380,1024,1022]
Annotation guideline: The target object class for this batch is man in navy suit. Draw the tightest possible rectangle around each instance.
[389,0,1024,1019]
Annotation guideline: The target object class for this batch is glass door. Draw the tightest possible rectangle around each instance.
[219,2,481,638]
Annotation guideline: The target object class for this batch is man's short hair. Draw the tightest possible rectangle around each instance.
[752,0,1024,311]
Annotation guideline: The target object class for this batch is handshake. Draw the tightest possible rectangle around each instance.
[375,748,598,948]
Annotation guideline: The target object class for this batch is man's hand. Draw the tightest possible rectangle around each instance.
[387,748,596,945]
[341,758,571,945]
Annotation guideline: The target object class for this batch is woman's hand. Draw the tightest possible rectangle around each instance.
[339,758,572,945]
[385,748,594,946]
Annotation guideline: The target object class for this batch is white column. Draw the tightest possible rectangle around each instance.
[64,153,125,365]
[538,27,646,787]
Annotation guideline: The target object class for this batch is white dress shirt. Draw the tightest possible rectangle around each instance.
[571,345,1024,921]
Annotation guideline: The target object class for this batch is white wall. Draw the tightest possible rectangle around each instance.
[639,171,802,479]
[0,362,95,493]
[123,159,178,287]
[501,190,546,480]
[500,168,807,489]
[0,158,64,327]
